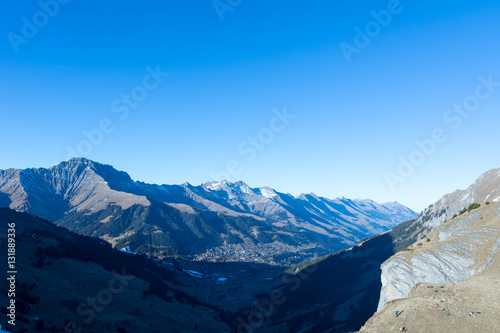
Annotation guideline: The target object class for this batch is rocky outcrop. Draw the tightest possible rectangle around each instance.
[377,204,500,312]
[375,167,500,312]
[361,201,500,333]
[416,168,500,229]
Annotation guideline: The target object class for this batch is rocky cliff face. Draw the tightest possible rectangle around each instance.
[361,201,500,332]
[378,169,500,311]
[416,168,500,229]
[375,168,500,312]
[377,202,500,312]
[381,168,500,258]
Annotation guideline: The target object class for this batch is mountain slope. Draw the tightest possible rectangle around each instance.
[360,200,500,332]
[0,208,231,332]
[404,167,500,236]
[376,167,500,311]
[246,217,420,333]
[0,159,150,222]
[0,159,417,264]
[246,166,500,332]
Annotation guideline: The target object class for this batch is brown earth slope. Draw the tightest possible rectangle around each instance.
[360,201,500,333]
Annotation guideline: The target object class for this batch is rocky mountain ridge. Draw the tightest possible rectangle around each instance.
[248,166,500,332]
[361,200,500,332]
[0,158,417,264]
[376,167,500,312]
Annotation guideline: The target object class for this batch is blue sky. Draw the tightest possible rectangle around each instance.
[1,0,500,211]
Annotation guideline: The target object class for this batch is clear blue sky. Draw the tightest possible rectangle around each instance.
[1,0,500,212]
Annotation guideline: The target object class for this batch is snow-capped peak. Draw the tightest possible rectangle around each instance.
[204,181,226,191]
[259,186,278,198]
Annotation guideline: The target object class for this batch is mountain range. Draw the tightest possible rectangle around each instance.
[2,161,500,332]
[250,167,500,332]
[0,158,416,264]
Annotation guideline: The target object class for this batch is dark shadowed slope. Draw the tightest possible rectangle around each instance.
[0,208,232,332]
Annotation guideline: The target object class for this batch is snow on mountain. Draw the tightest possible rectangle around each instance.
[0,158,418,261]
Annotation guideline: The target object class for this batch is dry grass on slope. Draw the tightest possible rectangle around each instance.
[360,201,500,333]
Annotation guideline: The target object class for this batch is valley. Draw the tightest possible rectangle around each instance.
[3,2,497,332]
[2,162,500,332]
